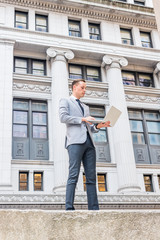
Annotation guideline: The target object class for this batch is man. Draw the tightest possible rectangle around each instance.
[59,79,110,210]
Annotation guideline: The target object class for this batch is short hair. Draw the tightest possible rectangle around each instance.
[71,79,86,90]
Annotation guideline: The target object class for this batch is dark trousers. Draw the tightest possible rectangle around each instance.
[66,133,99,210]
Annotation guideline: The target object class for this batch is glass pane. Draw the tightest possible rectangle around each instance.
[15,22,27,29]
[32,102,47,111]
[69,22,80,31]
[33,126,47,139]
[89,108,105,117]
[36,26,47,32]
[89,25,100,34]
[128,110,142,118]
[147,122,160,133]
[89,34,100,40]
[121,29,131,39]
[144,112,160,120]
[14,111,27,124]
[20,182,28,191]
[83,174,86,191]
[122,72,135,85]
[13,125,27,138]
[34,173,42,182]
[69,65,82,75]
[33,112,47,125]
[20,173,27,181]
[13,100,29,110]
[87,67,99,76]
[93,130,107,142]
[132,133,145,144]
[148,134,160,145]
[32,61,44,70]
[36,16,47,26]
[15,67,27,74]
[34,182,42,191]
[130,120,143,132]
[98,175,106,192]
[15,59,27,68]
[144,176,152,192]
[16,12,27,23]
[139,74,152,87]
[32,70,44,76]
[141,32,150,42]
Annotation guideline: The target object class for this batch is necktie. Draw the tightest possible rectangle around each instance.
[76,99,84,115]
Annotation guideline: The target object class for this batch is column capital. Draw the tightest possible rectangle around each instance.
[102,55,128,69]
[46,47,74,61]
[154,62,160,74]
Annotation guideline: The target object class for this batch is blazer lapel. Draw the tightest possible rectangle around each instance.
[70,97,83,116]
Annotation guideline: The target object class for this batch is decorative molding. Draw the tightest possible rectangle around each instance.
[102,55,128,68]
[125,94,160,104]
[0,194,160,204]
[0,0,156,29]
[13,82,51,93]
[69,88,108,99]
[154,62,160,74]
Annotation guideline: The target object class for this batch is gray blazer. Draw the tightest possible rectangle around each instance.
[59,96,98,148]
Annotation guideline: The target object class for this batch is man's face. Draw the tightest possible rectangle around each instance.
[73,81,86,99]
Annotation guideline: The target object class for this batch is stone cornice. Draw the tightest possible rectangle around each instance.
[0,0,156,29]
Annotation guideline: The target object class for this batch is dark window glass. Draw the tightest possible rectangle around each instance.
[134,1,145,6]
[158,175,160,189]
[140,32,152,48]
[83,173,86,191]
[35,14,48,32]
[14,57,46,76]
[89,23,101,40]
[15,11,28,29]
[69,64,101,82]
[122,71,153,87]
[34,172,43,191]
[89,106,107,143]
[120,28,133,45]
[97,174,107,192]
[19,172,28,191]
[68,20,81,37]
[144,175,153,192]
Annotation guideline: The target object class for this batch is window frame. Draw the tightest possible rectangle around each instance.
[140,31,152,48]
[19,172,29,191]
[34,172,43,191]
[97,173,107,192]
[89,22,101,40]
[120,28,133,45]
[68,19,81,37]
[69,64,101,82]
[143,175,153,192]
[15,10,28,29]
[35,14,48,32]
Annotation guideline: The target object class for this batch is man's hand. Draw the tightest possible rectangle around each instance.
[82,116,95,125]
[96,121,111,129]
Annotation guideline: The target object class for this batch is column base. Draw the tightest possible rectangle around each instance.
[118,184,141,194]
[53,185,66,193]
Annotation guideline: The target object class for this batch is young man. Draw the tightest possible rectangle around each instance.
[59,79,110,210]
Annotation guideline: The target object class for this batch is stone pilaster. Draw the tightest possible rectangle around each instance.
[154,62,160,89]
[46,47,74,192]
[0,39,15,190]
[103,55,141,193]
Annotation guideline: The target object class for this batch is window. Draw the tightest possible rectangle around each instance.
[89,106,107,143]
[144,175,153,192]
[34,172,43,191]
[89,23,101,40]
[129,110,160,146]
[69,64,101,82]
[140,32,152,48]
[97,174,107,192]
[122,71,153,87]
[15,11,28,29]
[134,0,145,6]
[120,28,133,45]
[68,20,81,37]
[19,172,29,191]
[35,14,48,32]
[83,173,86,191]
[13,99,49,160]
[14,57,46,76]
[129,109,160,164]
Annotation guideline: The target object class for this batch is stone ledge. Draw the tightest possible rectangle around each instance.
[0,209,160,240]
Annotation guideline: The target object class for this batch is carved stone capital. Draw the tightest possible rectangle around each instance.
[102,55,128,69]
[46,48,74,62]
[154,62,160,75]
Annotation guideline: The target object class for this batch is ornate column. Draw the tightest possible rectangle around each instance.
[103,55,141,193]
[0,39,15,190]
[46,48,74,193]
[154,62,160,89]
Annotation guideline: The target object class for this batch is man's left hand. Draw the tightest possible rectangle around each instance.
[96,121,111,129]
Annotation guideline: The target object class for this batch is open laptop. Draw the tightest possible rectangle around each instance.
[89,106,122,127]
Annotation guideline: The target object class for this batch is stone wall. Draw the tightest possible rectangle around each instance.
[0,210,160,240]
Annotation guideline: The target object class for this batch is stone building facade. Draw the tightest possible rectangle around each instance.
[0,0,160,207]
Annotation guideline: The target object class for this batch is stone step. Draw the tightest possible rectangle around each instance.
[0,209,160,240]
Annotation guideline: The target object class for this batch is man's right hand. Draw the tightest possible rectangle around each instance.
[82,116,95,125]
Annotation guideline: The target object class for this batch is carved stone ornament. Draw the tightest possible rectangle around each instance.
[125,94,160,104]
[46,48,74,60]
[102,55,128,67]
[13,83,51,93]
[154,62,160,74]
